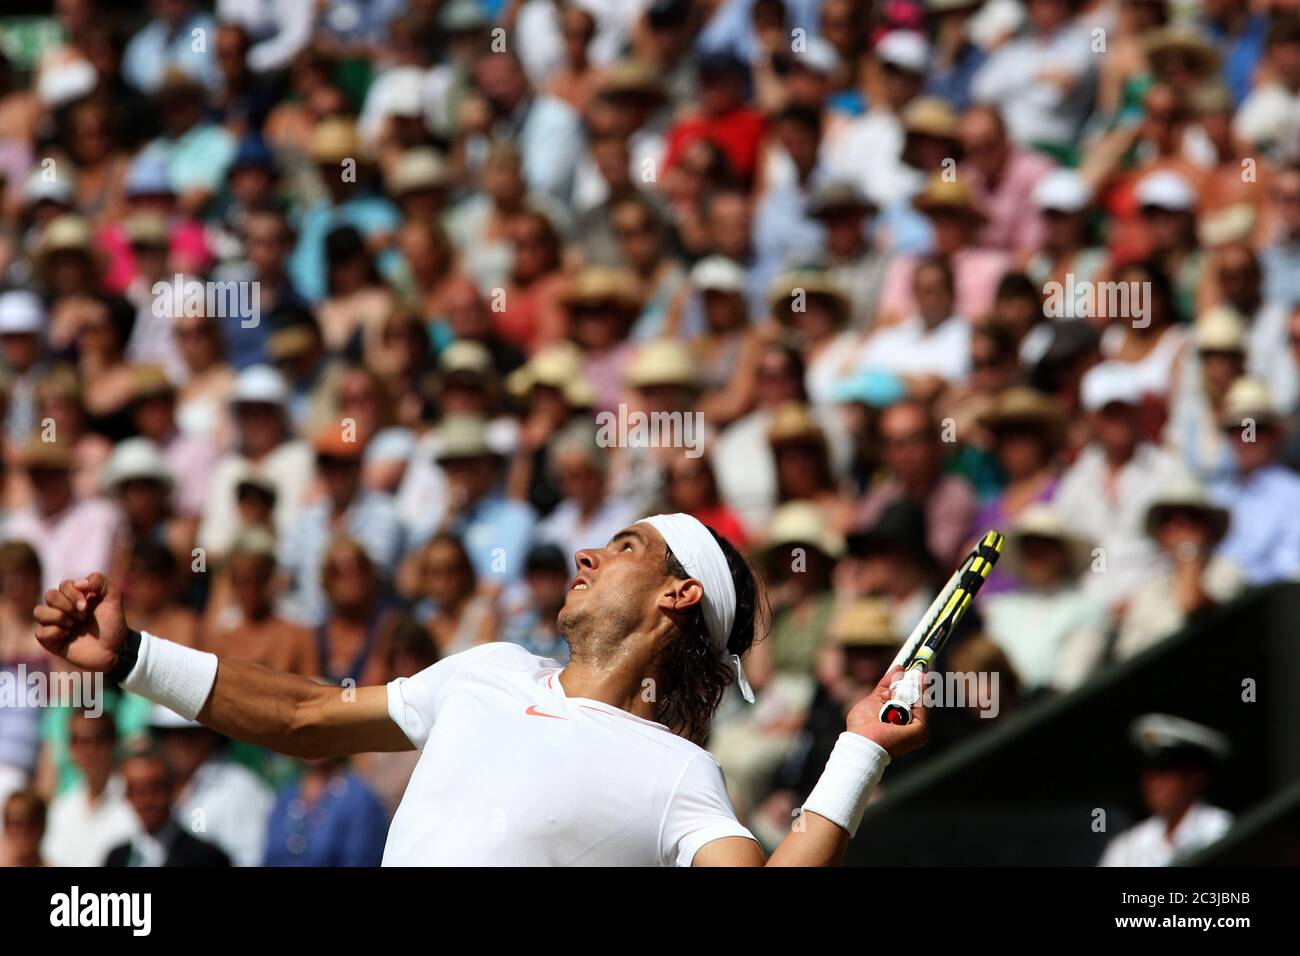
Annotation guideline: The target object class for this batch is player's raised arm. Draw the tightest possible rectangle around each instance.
[33,573,412,759]
[694,666,927,867]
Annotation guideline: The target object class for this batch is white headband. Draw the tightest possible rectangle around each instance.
[639,514,754,703]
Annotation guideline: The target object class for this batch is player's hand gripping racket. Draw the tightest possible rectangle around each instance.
[879,530,1005,726]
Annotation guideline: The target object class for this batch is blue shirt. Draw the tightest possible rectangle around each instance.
[279,490,406,626]
[149,124,237,195]
[123,14,221,93]
[439,493,537,586]
[925,44,989,112]
[288,195,402,302]
[1206,14,1269,106]
[1210,464,1300,584]
[1260,240,1300,308]
[263,771,390,867]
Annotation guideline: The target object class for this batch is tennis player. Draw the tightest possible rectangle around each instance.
[34,514,927,866]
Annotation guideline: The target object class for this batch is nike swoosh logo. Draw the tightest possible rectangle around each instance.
[525,705,568,720]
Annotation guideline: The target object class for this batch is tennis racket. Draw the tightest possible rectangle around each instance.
[879,530,1005,726]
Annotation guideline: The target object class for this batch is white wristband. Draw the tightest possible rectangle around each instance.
[119,631,219,722]
[802,732,890,837]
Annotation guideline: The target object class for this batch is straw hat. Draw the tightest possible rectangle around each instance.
[439,340,494,379]
[1144,24,1221,78]
[768,270,850,322]
[124,212,170,248]
[597,60,667,101]
[267,324,321,363]
[902,96,959,141]
[625,339,699,390]
[1143,476,1230,545]
[562,266,643,313]
[386,147,451,195]
[310,117,362,164]
[435,414,502,462]
[17,437,74,471]
[38,214,93,257]
[827,599,901,648]
[1198,203,1255,248]
[1219,376,1279,427]
[976,387,1068,449]
[765,501,845,559]
[130,364,176,401]
[912,175,986,221]
[766,401,827,447]
[1193,306,1247,354]
[1000,505,1096,580]
[506,342,596,408]
[807,180,876,219]
[228,526,278,561]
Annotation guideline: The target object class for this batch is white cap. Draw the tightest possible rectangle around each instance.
[690,256,746,294]
[795,37,841,76]
[22,167,74,207]
[37,59,98,107]
[1081,362,1143,411]
[0,290,46,335]
[1135,170,1196,212]
[104,437,174,492]
[230,364,290,406]
[1033,169,1091,212]
[385,68,425,119]
[876,31,931,75]
[1130,713,1231,762]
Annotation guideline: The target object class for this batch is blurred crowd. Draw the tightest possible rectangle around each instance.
[2,0,1300,865]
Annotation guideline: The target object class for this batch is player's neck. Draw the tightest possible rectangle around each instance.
[558,655,661,724]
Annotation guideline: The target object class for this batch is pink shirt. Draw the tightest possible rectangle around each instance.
[966,149,1055,254]
[4,498,123,592]
[879,247,1012,323]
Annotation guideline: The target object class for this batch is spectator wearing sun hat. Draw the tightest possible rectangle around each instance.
[1054,362,1192,609]
[196,365,314,561]
[876,175,1010,325]
[2,438,123,592]
[806,182,891,329]
[287,116,401,303]
[1113,477,1244,661]
[410,413,536,588]
[971,386,1069,592]
[983,504,1108,693]
[278,423,404,627]
[1023,168,1105,291]
[0,290,51,451]
[1209,376,1300,583]
[1163,306,1249,484]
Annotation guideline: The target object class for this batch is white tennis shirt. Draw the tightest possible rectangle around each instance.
[382,643,756,866]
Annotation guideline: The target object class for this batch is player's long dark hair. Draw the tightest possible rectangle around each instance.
[657,529,768,745]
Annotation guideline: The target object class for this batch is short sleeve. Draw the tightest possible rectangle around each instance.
[386,651,475,750]
[386,643,534,750]
[660,752,757,867]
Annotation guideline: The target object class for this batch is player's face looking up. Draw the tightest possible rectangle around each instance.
[559,525,704,657]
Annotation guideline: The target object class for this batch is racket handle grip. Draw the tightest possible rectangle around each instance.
[879,700,912,725]
[878,668,923,725]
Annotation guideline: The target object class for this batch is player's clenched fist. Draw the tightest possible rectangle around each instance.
[32,573,127,673]
[845,666,929,760]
